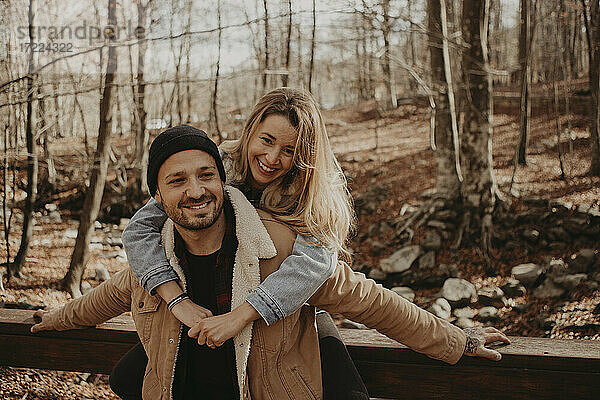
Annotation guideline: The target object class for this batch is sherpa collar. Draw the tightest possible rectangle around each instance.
[160,185,276,399]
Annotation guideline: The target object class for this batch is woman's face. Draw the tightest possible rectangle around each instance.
[246,114,298,190]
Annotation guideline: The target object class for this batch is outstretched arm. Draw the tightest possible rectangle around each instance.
[309,262,509,364]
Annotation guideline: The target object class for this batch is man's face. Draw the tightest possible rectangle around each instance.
[154,149,224,231]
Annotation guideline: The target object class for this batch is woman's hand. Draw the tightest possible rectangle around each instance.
[187,302,260,348]
[463,326,511,360]
[170,298,213,328]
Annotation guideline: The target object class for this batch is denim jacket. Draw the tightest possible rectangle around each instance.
[122,197,337,325]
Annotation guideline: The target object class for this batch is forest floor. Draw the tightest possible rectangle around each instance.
[1,101,599,399]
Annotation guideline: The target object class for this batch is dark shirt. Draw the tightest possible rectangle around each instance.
[172,201,239,400]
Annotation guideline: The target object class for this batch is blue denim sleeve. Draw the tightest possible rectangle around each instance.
[246,234,337,325]
[122,198,179,294]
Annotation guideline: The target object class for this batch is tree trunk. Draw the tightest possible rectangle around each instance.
[517,0,531,165]
[63,0,117,298]
[429,0,460,199]
[380,0,397,110]
[10,0,38,279]
[460,0,496,272]
[262,0,270,92]
[282,0,292,87]
[587,0,600,175]
[130,0,149,203]
[211,0,223,142]
[308,0,316,93]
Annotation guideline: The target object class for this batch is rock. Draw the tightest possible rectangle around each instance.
[455,317,474,329]
[521,228,540,242]
[119,218,130,229]
[569,249,597,273]
[553,274,588,290]
[391,287,415,302]
[511,263,542,286]
[478,306,500,322]
[63,228,78,239]
[379,245,423,274]
[81,281,93,295]
[453,307,476,319]
[427,298,451,320]
[367,268,387,281]
[94,266,110,282]
[547,259,568,277]
[47,210,62,222]
[477,286,507,308]
[418,251,436,271]
[94,221,102,229]
[106,236,123,247]
[89,243,103,250]
[533,280,565,298]
[501,279,526,298]
[441,278,477,308]
[421,231,442,250]
[44,203,58,212]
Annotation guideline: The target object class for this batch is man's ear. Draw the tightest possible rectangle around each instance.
[154,187,163,204]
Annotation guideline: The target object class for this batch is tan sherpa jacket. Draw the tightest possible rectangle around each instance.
[47,185,467,400]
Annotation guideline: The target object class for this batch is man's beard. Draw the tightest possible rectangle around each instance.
[163,193,224,231]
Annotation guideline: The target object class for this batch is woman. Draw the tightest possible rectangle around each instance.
[112,87,369,399]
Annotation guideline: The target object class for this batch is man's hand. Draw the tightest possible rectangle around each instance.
[463,326,511,361]
[187,302,260,349]
[170,298,213,328]
[30,309,56,333]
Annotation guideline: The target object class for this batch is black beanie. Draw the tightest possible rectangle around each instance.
[147,125,226,196]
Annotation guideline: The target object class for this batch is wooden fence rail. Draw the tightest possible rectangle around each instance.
[1,309,599,399]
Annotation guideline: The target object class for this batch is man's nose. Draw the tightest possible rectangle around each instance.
[185,178,205,198]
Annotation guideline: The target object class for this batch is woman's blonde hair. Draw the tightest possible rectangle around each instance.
[220,87,355,258]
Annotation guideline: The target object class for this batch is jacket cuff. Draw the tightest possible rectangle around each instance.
[442,326,468,365]
[140,266,180,295]
[246,287,284,326]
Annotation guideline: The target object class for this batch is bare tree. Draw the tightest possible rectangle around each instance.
[10,0,38,279]
[63,0,118,297]
[308,0,316,93]
[282,0,292,87]
[263,0,271,91]
[582,0,600,175]
[428,0,460,199]
[129,0,153,204]
[459,0,497,274]
[211,0,223,142]
[517,0,538,165]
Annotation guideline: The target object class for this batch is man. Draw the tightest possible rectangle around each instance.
[32,126,508,400]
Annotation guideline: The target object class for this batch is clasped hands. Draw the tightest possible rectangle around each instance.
[171,299,257,349]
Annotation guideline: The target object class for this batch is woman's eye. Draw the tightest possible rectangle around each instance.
[169,178,184,184]
[282,148,295,156]
[261,136,273,145]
